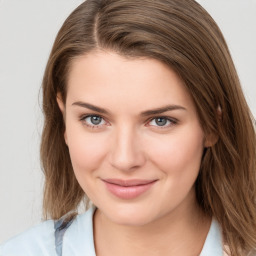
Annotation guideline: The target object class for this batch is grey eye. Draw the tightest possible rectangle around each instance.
[89,116,102,125]
[148,117,174,127]
[155,117,168,126]
[82,115,106,127]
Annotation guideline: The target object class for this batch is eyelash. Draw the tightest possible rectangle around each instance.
[146,116,178,128]
[79,114,178,129]
[80,115,108,129]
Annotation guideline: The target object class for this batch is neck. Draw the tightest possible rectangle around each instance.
[93,193,211,256]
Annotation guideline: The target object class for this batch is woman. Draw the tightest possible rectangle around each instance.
[1,0,255,255]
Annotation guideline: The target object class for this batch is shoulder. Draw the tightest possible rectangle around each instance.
[0,220,56,256]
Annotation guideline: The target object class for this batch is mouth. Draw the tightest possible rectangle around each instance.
[102,179,158,199]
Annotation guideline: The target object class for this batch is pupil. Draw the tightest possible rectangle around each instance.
[156,118,167,126]
[91,116,102,125]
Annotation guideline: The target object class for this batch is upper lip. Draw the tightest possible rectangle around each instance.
[102,179,157,187]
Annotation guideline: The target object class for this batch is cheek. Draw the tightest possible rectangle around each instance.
[148,126,204,177]
[66,126,108,177]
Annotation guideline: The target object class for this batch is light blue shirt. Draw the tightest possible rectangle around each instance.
[0,207,223,256]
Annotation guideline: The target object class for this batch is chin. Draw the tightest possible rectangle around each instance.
[103,204,158,227]
[112,215,153,227]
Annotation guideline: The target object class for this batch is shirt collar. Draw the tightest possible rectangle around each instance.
[63,206,223,256]
[200,218,223,256]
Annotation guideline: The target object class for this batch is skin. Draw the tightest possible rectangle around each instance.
[58,50,212,256]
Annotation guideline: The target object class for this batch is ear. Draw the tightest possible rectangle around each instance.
[204,105,222,148]
[56,92,65,114]
[56,92,68,145]
[204,133,218,148]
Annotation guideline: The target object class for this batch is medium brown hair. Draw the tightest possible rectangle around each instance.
[40,0,256,255]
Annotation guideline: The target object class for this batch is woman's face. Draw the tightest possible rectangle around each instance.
[60,51,208,226]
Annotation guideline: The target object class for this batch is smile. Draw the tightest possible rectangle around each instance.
[102,179,158,199]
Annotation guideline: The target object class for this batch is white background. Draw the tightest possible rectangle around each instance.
[0,0,255,243]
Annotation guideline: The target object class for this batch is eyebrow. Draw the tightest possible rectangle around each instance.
[72,101,109,114]
[141,105,186,116]
[72,101,186,116]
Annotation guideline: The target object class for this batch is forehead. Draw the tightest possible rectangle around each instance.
[66,50,195,112]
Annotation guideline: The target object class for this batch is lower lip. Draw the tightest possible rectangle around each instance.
[103,181,156,200]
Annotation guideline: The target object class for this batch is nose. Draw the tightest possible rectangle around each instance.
[109,125,146,172]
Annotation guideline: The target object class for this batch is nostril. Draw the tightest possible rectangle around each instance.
[109,149,146,172]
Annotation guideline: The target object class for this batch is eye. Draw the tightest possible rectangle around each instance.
[81,115,107,128]
[148,117,176,127]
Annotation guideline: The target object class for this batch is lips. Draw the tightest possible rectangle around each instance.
[102,179,157,199]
